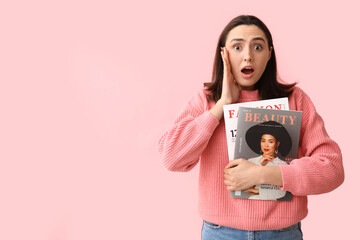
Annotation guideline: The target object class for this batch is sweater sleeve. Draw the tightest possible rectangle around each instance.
[279,88,344,196]
[157,89,219,172]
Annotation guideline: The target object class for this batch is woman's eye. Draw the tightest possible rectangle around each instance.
[254,45,262,50]
[234,45,241,51]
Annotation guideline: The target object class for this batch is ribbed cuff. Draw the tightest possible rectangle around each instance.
[195,110,220,136]
[279,164,298,193]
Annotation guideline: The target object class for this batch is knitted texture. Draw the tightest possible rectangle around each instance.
[158,87,344,230]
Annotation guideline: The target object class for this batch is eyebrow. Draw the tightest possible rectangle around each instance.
[230,37,266,43]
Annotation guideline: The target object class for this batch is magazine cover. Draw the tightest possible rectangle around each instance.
[232,107,303,201]
[223,98,289,160]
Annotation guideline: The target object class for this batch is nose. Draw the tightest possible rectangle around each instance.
[243,46,253,62]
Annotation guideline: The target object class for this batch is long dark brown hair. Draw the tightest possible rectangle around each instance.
[205,15,296,101]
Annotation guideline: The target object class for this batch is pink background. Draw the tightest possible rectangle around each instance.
[0,0,358,239]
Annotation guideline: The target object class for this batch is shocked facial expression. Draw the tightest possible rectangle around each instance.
[260,134,279,156]
[225,25,272,90]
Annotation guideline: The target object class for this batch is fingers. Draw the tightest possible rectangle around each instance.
[244,186,256,192]
[224,180,236,191]
[227,186,235,191]
[224,181,244,191]
[220,47,231,74]
[224,178,234,190]
[224,175,247,191]
[261,159,270,166]
[225,158,247,170]
[224,161,238,170]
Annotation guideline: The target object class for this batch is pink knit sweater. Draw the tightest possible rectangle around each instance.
[158,86,344,230]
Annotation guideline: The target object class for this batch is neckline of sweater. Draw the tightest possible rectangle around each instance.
[238,89,259,101]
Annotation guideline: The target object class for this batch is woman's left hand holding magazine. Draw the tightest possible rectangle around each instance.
[224,159,261,191]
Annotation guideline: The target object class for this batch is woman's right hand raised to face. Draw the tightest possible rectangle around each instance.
[209,47,240,121]
[220,47,239,105]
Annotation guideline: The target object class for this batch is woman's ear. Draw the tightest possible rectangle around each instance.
[276,141,280,147]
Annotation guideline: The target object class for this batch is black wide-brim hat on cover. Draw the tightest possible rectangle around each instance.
[245,121,292,156]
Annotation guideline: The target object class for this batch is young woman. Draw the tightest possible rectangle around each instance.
[158,15,344,240]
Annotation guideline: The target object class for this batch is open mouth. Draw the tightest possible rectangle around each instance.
[241,66,254,74]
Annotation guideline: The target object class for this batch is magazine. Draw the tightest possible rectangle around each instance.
[232,107,302,201]
[223,98,289,161]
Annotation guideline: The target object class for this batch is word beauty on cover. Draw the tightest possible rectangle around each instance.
[243,111,297,125]
[232,107,303,201]
[223,97,289,161]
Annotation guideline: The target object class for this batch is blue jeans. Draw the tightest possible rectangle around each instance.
[201,221,303,240]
